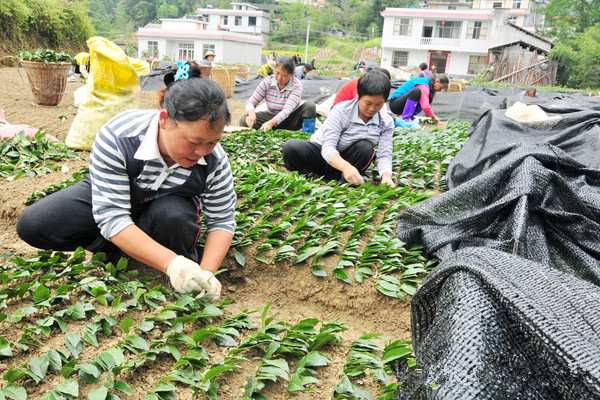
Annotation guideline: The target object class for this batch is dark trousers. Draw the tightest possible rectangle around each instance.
[16,178,203,262]
[282,139,375,181]
[389,87,422,115]
[239,101,316,131]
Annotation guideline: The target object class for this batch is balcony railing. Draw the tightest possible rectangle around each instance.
[420,37,461,48]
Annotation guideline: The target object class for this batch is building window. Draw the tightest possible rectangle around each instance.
[465,0,474,3]
[448,5,457,9]
[178,43,194,61]
[493,2,503,7]
[392,50,408,67]
[468,55,487,75]
[235,16,242,26]
[467,21,488,40]
[249,16,257,26]
[221,15,229,25]
[147,41,158,58]
[393,18,412,36]
[436,20,461,38]
[203,44,215,58]
[508,16,518,24]
[512,0,521,8]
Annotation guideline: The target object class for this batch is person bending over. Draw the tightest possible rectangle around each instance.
[17,67,236,297]
[240,56,316,132]
[332,68,390,108]
[256,59,276,77]
[294,63,313,80]
[389,75,449,127]
[282,70,395,186]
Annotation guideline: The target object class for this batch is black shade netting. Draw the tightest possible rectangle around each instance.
[394,143,600,399]
[394,247,600,399]
[446,100,600,189]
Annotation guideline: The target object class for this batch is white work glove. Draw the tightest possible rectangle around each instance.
[166,256,221,298]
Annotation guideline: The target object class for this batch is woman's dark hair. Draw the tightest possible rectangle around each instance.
[158,77,231,128]
[163,61,202,86]
[277,56,296,75]
[357,70,392,100]
[375,68,391,80]
[428,74,449,102]
[419,62,428,71]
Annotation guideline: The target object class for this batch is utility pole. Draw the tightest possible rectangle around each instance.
[305,19,311,63]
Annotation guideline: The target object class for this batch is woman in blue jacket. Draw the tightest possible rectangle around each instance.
[389,75,449,128]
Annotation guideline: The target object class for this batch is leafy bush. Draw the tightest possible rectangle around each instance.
[19,49,74,65]
[0,0,94,54]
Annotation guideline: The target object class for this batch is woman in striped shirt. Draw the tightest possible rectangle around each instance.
[240,56,316,132]
[17,68,236,297]
[282,70,395,186]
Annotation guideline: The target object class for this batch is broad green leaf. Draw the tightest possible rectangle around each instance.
[29,355,50,381]
[65,333,83,357]
[0,336,13,357]
[382,347,413,365]
[61,359,78,379]
[333,269,353,285]
[3,367,26,384]
[0,385,27,400]
[234,250,246,267]
[88,387,108,400]
[55,379,79,397]
[114,380,133,395]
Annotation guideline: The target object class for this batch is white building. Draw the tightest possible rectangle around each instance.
[422,0,547,32]
[135,3,268,66]
[194,3,270,42]
[380,7,552,77]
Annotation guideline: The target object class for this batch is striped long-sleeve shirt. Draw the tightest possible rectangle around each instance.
[310,99,395,177]
[245,75,303,125]
[89,109,236,240]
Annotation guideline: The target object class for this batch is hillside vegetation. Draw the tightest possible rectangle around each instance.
[0,0,94,59]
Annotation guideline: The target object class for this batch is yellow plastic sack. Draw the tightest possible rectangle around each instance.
[66,37,150,150]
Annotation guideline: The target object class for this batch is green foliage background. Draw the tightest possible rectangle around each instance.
[0,0,94,54]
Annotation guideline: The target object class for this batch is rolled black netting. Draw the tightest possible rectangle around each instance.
[446,99,600,189]
[394,143,600,399]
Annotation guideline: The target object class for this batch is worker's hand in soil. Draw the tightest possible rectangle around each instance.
[432,115,441,124]
[343,165,365,185]
[166,255,221,298]
[381,173,396,187]
[260,119,277,131]
[245,112,257,129]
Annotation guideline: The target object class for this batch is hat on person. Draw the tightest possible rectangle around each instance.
[204,51,216,59]
[267,59,276,69]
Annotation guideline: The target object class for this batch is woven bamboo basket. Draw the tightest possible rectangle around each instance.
[334,71,345,78]
[448,78,468,92]
[211,66,238,98]
[20,60,71,106]
[199,65,212,79]
[235,64,250,80]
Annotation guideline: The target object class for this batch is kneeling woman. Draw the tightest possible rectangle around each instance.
[240,56,316,132]
[389,75,449,127]
[282,71,395,186]
[17,68,236,297]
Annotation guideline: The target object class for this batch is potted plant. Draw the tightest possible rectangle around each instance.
[19,49,74,106]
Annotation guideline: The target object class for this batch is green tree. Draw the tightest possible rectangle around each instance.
[549,24,600,89]
[542,0,600,39]
[157,1,179,19]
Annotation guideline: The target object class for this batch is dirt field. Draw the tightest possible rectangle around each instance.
[0,67,412,399]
